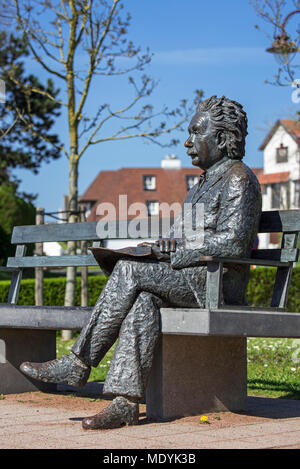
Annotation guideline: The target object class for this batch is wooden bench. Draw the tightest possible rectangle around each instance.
[0,210,300,419]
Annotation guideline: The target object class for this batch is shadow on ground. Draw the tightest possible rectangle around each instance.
[248,378,300,400]
[235,396,300,420]
[57,380,300,424]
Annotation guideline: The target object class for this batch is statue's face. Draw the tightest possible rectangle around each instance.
[185,112,224,170]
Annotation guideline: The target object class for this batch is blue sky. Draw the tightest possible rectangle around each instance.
[12,0,300,214]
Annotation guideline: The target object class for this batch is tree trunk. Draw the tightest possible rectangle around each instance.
[62,52,79,341]
[62,156,79,341]
[80,211,88,307]
[35,207,44,306]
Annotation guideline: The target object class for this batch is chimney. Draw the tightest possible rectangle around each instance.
[161,154,181,169]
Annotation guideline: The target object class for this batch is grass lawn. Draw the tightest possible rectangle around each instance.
[57,336,116,383]
[247,337,300,399]
[57,336,300,400]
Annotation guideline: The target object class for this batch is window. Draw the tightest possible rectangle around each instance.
[271,183,281,208]
[276,144,288,163]
[143,175,156,191]
[186,175,199,190]
[146,201,159,216]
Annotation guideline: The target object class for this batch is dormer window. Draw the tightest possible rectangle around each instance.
[186,175,199,190]
[276,144,288,163]
[143,175,156,191]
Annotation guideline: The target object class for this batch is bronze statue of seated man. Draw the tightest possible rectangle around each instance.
[20,95,262,430]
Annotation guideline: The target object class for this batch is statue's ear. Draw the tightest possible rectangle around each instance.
[217,131,227,150]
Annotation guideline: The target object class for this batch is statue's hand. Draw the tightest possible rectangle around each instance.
[137,241,155,247]
[155,238,177,253]
[137,239,177,260]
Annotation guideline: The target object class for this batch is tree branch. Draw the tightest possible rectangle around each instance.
[13,0,66,80]
[74,0,121,124]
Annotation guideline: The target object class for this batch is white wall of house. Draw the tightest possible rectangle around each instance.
[103,238,155,250]
[262,126,300,212]
[258,124,300,249]
[263,125,299,176]
[43,242,64,256]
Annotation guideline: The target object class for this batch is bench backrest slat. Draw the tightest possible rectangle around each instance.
[7,248,299,269]
[11,218,171,244]
[11,222,99,244]
[251,248,299,263]
[11,210,300,245]
[7,254,98,269]
[259,210,300,233]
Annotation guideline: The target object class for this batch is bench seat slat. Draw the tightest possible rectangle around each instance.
[7,255,98,268]
[160,308,300,338]
[0,304,92,330]
[2,305,300,337]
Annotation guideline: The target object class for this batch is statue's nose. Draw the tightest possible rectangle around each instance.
[184,136,193,148]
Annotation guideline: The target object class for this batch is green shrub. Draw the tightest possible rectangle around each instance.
[0,183,36,266]
[0,275,108,306]
[247,266,300,312]
[0,267,299,311]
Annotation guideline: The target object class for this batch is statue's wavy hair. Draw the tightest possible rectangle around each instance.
[196,95,248,159]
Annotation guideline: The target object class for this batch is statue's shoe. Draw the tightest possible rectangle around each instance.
[20,353,90,387]
[82,396,139,430]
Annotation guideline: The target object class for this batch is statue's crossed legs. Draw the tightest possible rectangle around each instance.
[20,259,199,429]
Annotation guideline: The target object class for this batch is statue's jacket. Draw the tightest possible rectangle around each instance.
[169,157,262,307]
[73,156,262,399]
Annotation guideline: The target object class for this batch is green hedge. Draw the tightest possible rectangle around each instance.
[0,275,108,306]
[247,266,300,312]
[0,267,299,311]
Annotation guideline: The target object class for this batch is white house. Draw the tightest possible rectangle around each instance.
[43,242,64,256]
[258,119,300,248]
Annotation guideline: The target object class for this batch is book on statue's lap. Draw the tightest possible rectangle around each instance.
[89,245,153,276]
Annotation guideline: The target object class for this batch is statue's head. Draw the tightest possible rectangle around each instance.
[185,95,248,170]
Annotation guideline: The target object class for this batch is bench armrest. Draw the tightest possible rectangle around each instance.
[0,265,24,304]
[204,254,292,310]
[197,256,290,267]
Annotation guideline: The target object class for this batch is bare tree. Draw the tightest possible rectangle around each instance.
[3,1,201,334]
[250,0,300,86]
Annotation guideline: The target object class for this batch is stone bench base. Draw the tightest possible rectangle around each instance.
[146,335,247,419]
[0,328,57,394]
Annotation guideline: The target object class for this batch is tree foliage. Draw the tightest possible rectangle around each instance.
[0,182,35,264]
[0,31,62,199]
